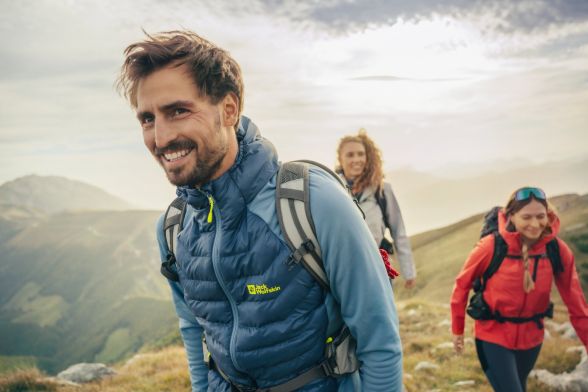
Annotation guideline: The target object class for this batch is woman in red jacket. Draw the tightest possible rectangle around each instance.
[451,187,588,392]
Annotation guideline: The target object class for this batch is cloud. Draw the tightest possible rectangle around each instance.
[254,0,588,34]
[349,75,465,82]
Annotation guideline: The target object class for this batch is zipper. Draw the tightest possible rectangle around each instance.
[207,195,214,223]
[203,191,245,373]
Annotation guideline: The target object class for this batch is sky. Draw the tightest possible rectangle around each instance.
[1,0,587,210]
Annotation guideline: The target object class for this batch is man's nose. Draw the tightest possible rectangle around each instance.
[154,118,176,148]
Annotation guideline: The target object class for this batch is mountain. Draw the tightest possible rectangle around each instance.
[0,175,134,214]
[0,209,177,374]
[387,158,588,234]
[0,203,45,243]
[394,193,588,302]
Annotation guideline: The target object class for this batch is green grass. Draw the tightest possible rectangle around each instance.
[0,356,38,375]
[95,329,133,364]
[0,210,176,374]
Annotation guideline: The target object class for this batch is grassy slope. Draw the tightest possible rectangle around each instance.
[0,210,177,374]
[2,300,581,392]
[399,299,583,392]
[0,347,192,392]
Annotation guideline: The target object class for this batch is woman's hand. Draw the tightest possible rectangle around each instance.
[453,334,464,355]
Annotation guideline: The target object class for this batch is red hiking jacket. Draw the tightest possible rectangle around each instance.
[451,210,588,350]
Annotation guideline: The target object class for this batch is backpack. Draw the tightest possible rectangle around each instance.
[160,160,371,390]
[466,206,564,329]
[343,180,394,254]
[374,187,394,254]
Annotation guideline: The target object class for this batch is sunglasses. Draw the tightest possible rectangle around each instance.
[514,187,546,201]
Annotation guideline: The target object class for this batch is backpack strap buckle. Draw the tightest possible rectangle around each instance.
[288,239,316,265]
[320,358,336,377]
[160,252,179,282]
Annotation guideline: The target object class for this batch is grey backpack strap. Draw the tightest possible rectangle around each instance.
[161,197,186,282]
[276,161,330,290]
[293,159,348,189]
[295,159,364,219]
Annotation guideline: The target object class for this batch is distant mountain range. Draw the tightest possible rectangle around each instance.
[0,176,175,374]
[0,175,134,214]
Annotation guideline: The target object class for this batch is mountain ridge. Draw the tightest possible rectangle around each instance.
[0,175,134,214]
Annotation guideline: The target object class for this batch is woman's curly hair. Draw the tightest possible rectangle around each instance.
[335,129,384,195]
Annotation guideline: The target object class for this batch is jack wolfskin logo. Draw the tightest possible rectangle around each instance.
[247,284,281,295]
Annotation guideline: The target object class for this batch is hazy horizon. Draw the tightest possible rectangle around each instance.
[3,155,586,236]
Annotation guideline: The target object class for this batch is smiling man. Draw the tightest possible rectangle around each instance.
[137,66,236,186]
[118,30,402,392]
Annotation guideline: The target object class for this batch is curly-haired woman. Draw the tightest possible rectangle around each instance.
[336,129,416,289]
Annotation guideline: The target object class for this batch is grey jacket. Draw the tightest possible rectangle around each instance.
[355,181,416,280]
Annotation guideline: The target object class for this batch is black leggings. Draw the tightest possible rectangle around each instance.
[475,339,542,392]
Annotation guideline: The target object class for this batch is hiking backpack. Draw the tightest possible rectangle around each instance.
[374,188,395,254]
[160,160,365,285]
[466,206,564,328]
[160,160,379,389]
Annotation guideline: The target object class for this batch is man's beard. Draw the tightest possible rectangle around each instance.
[157,115,228,187]
[165,145,226,187]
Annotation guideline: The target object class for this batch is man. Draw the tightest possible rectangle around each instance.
[118,30,402,391]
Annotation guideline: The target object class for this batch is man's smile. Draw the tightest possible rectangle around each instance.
[163,148,193,162]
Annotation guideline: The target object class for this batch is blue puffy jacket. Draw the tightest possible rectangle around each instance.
[156,116,403,391]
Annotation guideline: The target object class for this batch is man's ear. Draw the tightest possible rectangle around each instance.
[222,92,239,128]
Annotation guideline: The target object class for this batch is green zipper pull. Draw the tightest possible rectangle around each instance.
[207,195,214,223]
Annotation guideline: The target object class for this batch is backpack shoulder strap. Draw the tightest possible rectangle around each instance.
[293,159,349,189]
[546,238,564,276]
[481,232,508,289]
[276,160,361,291]
[295,159,363,219]
[375,186,391,231]
[160,197,187,282]
[276,161,328,290]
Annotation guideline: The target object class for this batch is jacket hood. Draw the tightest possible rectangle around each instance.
[498,208,560,252]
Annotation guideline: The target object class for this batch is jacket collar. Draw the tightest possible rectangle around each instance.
[176,116,279,219]
[339,173,377,201]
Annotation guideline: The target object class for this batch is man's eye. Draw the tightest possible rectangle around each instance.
[141,116,154,126]
[173,108,188,116]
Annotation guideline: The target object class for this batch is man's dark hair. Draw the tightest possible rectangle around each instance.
[117,30,244,117]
